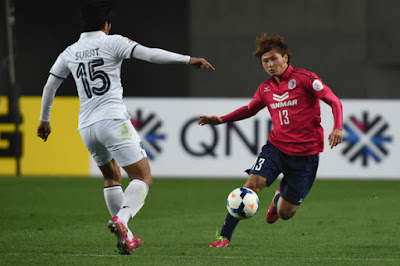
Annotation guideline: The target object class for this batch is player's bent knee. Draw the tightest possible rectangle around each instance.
[143,175,153,189]
[244,175,266,193]
[244,183,258,192]
[133,175,153,189]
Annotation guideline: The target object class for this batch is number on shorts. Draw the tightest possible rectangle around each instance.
[252,158,265,171]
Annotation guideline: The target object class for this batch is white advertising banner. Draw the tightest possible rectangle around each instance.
[90,98,399,179]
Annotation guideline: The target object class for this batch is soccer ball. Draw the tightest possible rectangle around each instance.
[226,187,259,219]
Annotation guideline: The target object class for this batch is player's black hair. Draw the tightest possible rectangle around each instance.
[80,0,113,32]
[254,34,292,65]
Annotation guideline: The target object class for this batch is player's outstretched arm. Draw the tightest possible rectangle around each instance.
[132,45,215,70]
[37,121,51,142]
[328,128,343,149]
[189,57,215,70]
[198,115,223,126]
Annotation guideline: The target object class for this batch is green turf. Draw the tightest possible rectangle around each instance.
[0,177,399,265]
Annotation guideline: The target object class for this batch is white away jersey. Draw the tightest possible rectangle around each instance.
[50,31,137,129]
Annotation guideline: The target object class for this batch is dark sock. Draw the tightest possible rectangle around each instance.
[273,192,280,213]
[220,213,240,241]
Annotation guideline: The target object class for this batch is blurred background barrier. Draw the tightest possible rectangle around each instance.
[0,97,88,176]
[1,97,397,179]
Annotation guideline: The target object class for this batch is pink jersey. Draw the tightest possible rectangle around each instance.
[221,65,342,156]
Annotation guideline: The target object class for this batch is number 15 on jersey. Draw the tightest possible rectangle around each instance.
[76,59,110,98]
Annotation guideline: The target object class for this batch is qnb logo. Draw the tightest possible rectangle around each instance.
[342,111,392,166]
[130,109,166,160]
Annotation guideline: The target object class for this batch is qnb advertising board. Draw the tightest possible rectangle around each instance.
[89,98,399,179]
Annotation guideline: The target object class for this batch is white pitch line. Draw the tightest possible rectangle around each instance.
[2,253,400,262]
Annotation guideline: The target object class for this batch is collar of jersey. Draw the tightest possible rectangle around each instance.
[80,30,106,39]
[280,65,293,81]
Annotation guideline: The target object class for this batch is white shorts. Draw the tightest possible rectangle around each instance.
[79,119,147,167]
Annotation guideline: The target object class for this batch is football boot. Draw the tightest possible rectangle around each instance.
[108,216,140,255]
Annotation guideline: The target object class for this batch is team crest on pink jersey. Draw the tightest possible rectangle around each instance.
[288,79,296,90]
[312,80,324,91]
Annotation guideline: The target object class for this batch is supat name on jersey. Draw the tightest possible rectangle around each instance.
[269,100,297,109]
[75,48,100,61]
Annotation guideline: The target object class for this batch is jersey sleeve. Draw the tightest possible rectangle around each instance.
[221,89,265,123]
[49,52,70,79]
[39,75,64,122]
[304,71,343,130]
[322,90,343,130]
[131,44,190,64]
[106,34,139,60]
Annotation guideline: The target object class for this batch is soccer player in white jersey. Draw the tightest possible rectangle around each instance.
[37,0,215,255]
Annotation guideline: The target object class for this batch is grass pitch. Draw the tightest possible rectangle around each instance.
[0,177,399,265]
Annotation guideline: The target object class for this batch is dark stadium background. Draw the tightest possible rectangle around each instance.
[1,0,400,99]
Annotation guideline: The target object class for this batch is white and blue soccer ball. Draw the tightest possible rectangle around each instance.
[226,187,259,219]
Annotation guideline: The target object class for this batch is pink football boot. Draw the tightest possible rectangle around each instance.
[209,235,230,247]
[108,216,140,255]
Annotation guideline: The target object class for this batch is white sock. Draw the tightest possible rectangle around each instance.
[104,185,124,217]
[117,179,149,226]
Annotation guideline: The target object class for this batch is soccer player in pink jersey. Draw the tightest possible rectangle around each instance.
[198,34,343,247]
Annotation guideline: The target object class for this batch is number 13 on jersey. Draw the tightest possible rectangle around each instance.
[278,110,290,125]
